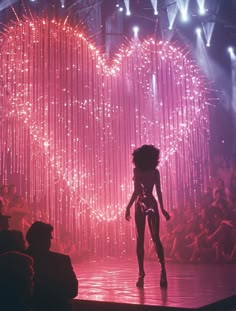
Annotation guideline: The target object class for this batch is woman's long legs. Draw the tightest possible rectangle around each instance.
[135,209,146,278]
[148,212,168,288]
[147,212,164,265]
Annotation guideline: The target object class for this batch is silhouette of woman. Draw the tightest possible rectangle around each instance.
[125,145,170,288]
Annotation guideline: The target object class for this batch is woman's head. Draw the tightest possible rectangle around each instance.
[132,145,160,170]
[0,185,8,195]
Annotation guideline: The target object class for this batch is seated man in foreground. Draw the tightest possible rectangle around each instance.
[26,221,78,311]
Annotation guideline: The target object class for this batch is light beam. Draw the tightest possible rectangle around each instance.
[196,0,206,15]
[177,0,190,22]
[202,21,215,48]
[150,0,158,15]
[124,0,131,16]
[166,0,178,30]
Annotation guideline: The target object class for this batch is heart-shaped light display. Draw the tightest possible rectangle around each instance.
[0,17,210,256]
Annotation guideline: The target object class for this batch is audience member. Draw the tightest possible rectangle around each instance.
[229,168,236,204]
[0,184,31,232]
[216,159,232,189]
[26,221,78,311]
[0,229,26,254]
[212,178,230,201]
[0,251,34,311]
[58,231,80,263]
[7,192,30,232]
[0,185,9,215]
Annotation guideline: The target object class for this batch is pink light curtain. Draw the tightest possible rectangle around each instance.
[0,18,210,258]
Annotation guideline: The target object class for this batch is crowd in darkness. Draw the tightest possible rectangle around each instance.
[147,156,236,263]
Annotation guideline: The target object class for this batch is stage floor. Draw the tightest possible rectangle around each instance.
[72,258,236,310]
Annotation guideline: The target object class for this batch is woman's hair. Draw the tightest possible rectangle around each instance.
[132,145,160,170]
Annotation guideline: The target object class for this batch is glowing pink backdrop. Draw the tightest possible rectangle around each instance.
[0,17,210,257]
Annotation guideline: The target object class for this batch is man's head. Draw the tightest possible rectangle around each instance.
[0,230,26,254]
[26,221,53,252]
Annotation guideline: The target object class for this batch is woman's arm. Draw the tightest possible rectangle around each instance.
[126,191,139,210]
[155,170,170,221]
[125,169,139,221]
[125,191,138,220]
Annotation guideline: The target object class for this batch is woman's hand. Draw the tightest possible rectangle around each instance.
[163,210,170,221]
[125,207,131,221]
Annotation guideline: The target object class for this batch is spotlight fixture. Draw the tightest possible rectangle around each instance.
[133,26,139,37]
[202,22,215,50]
[196,0,206,16]
[181,12,189,22]
[228,46,236,60]
[124,0,131,16]
[228,46,234,54]
[177,0,190,23]
[195,27,202,36]
[199,7,206,15]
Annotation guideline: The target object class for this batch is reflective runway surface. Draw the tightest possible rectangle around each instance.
[72,258,236,310]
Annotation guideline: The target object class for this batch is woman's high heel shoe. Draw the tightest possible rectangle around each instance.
[136,276,144,288]
[136,272,145,288]
[160,270,168,288]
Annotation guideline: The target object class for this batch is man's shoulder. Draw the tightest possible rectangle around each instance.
[48,251,71,261]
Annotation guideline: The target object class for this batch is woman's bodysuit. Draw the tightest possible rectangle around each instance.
[133,168,164,274]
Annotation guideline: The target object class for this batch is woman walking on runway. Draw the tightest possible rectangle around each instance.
[125,145,170,288]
